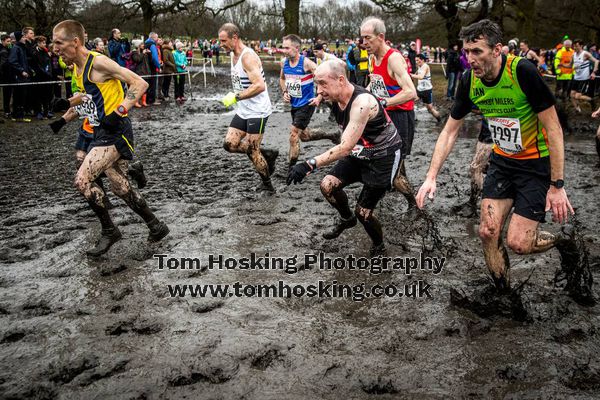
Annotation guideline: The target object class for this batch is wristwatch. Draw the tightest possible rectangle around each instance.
[235,92,241,101]
[308,158,318,171]
[550,179,564,189]
[380,98,388,108]
[116,104,128,116]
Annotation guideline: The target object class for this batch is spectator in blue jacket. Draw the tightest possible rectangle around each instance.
[108,28,126,67]
[173,41,188,102]
[144,32,162,105]
[8,30,32,122]
[346,40,357,83]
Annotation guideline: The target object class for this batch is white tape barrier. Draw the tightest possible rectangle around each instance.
[191,58,216,88]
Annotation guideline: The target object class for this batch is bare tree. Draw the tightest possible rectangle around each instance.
[115,0,245,36]
[0,0,75,36]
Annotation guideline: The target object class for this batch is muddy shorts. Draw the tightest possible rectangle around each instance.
[571,79,591,96]
[482,153,550,222]
[478,119,493,144]
[230,114,268,134]
[417,89,433,105]
[328,149,401,209]
[387,109,415,158]
[89,116,135,161]
[74,128,95,152]
[291,103,316,130]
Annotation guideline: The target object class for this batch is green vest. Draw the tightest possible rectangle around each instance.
[469,55,549,159]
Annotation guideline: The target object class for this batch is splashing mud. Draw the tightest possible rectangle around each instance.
[0,67,599,398]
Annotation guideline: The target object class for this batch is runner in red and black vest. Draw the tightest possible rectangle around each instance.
[360,17,419,213]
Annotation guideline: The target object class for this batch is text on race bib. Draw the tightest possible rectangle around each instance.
[231,72,243,92]
[285,78,302,98]
[488,117,523,154]
[74,94,100,126]
[351,144,366,159]
[369,74,389,98]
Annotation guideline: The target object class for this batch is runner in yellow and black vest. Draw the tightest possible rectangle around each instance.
[415,19,594,306]
[554,39,574,100]
[51,20,169,257]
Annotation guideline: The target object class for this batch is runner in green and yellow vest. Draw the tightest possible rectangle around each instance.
[414,19,594,306]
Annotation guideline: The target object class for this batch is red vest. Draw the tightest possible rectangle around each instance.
[371,48,414,111]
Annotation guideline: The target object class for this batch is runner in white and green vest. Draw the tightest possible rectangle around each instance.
[415,19,594,306]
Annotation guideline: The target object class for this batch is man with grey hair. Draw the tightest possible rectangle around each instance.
[287,59,402,256]
[360,16,419,214]
[554,39,574,100]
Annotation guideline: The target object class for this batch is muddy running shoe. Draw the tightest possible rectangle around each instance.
[128,161,147,189]
[554,224,595,306]
[147,219,170,242]
[491,272,510,293]
[256,178,276,193]
[261,148,279,176]
[86,227,122,257]
[369,242,386,257]
[323,215,357,239]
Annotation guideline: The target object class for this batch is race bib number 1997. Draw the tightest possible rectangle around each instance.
[488,117,523,154]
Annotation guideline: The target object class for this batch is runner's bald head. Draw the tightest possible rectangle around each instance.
[360,17,386,36]
[53,20,85,44]
[219,23,240,39]
[316,59,347,81]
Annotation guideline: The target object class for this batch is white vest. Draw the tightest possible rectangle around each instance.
[573,51,590,81]
[230,47,272,119]
[416,64,433,91]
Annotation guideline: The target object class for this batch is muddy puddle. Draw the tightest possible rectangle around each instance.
[0,67,599,399]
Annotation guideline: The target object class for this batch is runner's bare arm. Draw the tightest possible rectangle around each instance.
[538,106,574,222]
[238,52,266,100]
[314,94,372,167]
[587,52,599,78]
[304,57,317,74]
[387,52,417,106]
[415,116,465,208]
[279,60,287,92]
[92,55,149,112]
[67,92,85,107]
[410,64,427,80]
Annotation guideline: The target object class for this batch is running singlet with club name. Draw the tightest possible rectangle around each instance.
[469,54,549,159]
[73,51,125,127]
[369,48,414,111]
[283,55,314,108]
[230,47,272,119]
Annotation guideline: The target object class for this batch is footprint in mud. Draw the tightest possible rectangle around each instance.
[246,347,285,371]
[105,316,163,336]
[359,376,399,395]
[191,299,224,314]
[109,285,133,301]
[563,359,600,391]
[450,282,531,322]
[76,358,131,386]
[21,300,53,317]
[47,354,100,384]
[167,358,239,386]
[0,329,28,344]
[99,263,128,276]
[252,216,285,226]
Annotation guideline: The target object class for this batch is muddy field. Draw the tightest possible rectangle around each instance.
[1,67,599,400]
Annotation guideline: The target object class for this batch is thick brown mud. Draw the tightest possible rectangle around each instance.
[0,68,599,399]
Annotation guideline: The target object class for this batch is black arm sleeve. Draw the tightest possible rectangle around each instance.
[516,59,556,113]
[450,72,474,120]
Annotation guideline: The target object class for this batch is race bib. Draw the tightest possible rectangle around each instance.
[285,78,302,98]
[74,94,100,126]
[231,72,243,92]
[369,74,389,98]
[351,144,366,159]
[488,117,523,154]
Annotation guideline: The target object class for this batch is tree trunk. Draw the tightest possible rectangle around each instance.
[489,0,504,31]
[513,0,535,40]
[434,0,461,47]
[140,0,154,37]
[284,0,300,35]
